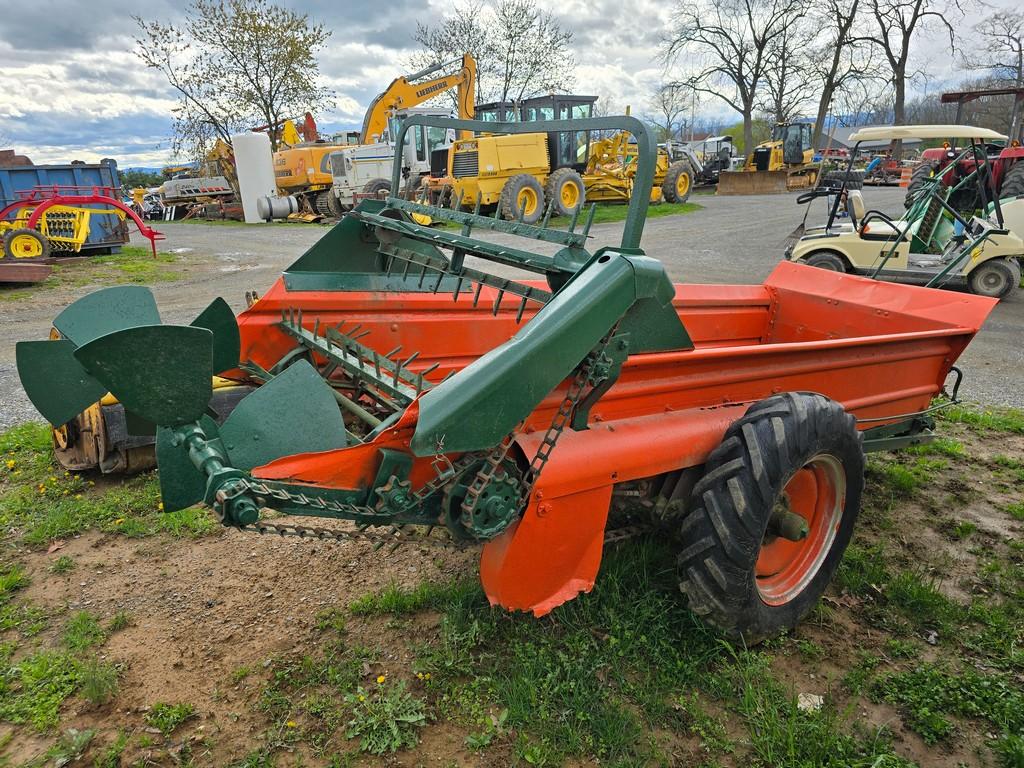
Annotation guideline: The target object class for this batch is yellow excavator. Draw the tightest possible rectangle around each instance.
[718,121,819,195]
[274,55,476,217]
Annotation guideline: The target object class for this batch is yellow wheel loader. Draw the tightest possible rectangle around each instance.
[718,122,819,195]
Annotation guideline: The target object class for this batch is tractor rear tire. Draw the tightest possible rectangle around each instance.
[3,228,51,260]
[543,167,585,217]
[362,178,391,200]
[968,258,1021,299]
[500,174,545,224]
[677,392,864,642]
[905,161,939,209]
[663,160,694,204]
[802,251,848,272]
[999,161,1024,199]
[822,170,864,190]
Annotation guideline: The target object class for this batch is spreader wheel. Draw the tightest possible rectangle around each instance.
[677,392,864,642]
[3,228,51,260]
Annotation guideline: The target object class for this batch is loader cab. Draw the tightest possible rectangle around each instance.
[773,123,813,165]
[475,102,518,122]
[517,94,598,173]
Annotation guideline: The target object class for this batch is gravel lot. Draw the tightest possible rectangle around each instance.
[1,185,1020,428]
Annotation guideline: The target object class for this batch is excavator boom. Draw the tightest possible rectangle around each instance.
[360,54,476,143]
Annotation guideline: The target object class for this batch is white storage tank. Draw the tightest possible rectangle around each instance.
[231,132,277,224]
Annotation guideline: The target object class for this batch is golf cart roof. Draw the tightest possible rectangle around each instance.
[848,125,1007,142]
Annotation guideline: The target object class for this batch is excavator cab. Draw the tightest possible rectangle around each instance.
[775,122,813,165]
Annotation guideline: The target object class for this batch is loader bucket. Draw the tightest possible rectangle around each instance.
[717,170,790,195]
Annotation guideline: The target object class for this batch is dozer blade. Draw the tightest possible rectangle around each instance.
[54,286,161,345]
[218,360,349,470]
[717,170,790,195]
[190,297,241,374]
[15,340,108,426]
[74,325,214,427]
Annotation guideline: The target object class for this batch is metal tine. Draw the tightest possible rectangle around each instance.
[420,362,440,377]
[312,317,320,339]
[493,200,502,219]
[581,203,598,237]
[402,258,412,279]
[492,288,505,316]
[416,373,424,393]
[297,308,304,329]
[384,255,395,277]
[516,296,528,324]
[472,281,484,307]
[402,352,420,370]
[541,195,555,229]
[432,271,445,294]
[373,351,381,378]
[385,345,403,359]
[441,370,456,383]
[452,275,464,301]
[351,330,372,341]
[417,264,428,288]
[280,308,287,323]
[454,188,465,210]
[567,203,581,233]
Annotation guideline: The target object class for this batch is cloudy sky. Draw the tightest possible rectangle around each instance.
[0,0,1009,167]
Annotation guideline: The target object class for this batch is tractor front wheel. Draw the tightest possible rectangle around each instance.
[500,174,545,224]
[677,392,864,642]
[2,228,51,260]
[968,258,1021,299]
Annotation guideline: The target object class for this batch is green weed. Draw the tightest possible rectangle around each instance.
[107,611,132,633]
[145,702,197,735]
[945,520,977,540]
[348,579,476,616]
[0,600,48,636]
[344,680,426,754]
[92,730,129,768]
[79,658,119,705]
[874,663,1024,744]
[906,437,966,458]
[49,555,76,574]
[0,650,81,729]
[63,611,107,651]
[1006,501,1024,521]
[42,728,95,765]
[0,563,29,598]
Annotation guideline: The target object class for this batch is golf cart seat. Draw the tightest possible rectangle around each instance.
[847,189,866,224]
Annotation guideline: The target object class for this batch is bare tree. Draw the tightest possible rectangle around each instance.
[647,84,692,141]
[413,0,574,105]
[760,14,818,124]
[662,0,809,152]
[135,0,332,159]
[808,0,878,146]
[963,10,1024,140]
[865,0,961,157]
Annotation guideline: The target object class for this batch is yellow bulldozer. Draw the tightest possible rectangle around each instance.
[718,121,819,195]
[439,95,695,221]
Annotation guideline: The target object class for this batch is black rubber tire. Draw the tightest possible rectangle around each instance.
[662,160,694,204]
[499,174,545,223]
[999,160,1024,199]
[822,170,864,190]
[326,189,345,217]
[314,191,334,217]
[968,258,1021,299]
[677,392,864,642]
[905,161,939,209]
[2,228,51,260]
[543,167,585,217]
[362,178,391,199]
[802,251,848,272]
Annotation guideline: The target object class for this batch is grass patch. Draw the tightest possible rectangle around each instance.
[63,611,107,651]
[939,403,1024,434]
[874,663,1024,745]
[348,579,476,617]
[0,422,214,548]
[906,437,965,458]
[79,657,119,705]
[0,649,81,729]
[145,702,197,736]
[1005,501,1024,521]
[0,246,183,302]
[49,555,75,574]
[344,680,427,754]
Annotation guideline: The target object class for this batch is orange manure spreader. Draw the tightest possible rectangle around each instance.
[17,117,995,641]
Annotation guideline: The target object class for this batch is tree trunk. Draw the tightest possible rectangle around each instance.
[743,106,754,156]
[813,83,835,149]
[892,74,906,161]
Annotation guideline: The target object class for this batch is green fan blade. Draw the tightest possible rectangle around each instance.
[191,297,241,374]
[15,340,108,426]
[219,360,349,470]
[74,325,214,427]
[155,416,220,512]
[53,286,160,346]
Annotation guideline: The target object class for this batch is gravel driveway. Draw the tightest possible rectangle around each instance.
[1,186,1020,428]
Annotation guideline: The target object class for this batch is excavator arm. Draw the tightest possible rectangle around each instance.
[359,54,476,143]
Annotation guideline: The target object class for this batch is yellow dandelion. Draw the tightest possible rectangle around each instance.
[114,518,125,525]
[87,480,95,487]
[49,476,56,483]
[5,460,14,469]
[376,674,386,684]
[357,694,365,702]
[74,494,82,500]
[416,672,423,680]
[424,673,431,680]
[62,489,69,496]
[158,502,164,511]
[37,484,46,494]
[286,720,297,728]
[13,470,21,476]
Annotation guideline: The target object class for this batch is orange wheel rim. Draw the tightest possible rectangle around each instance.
[756,454,845,605]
